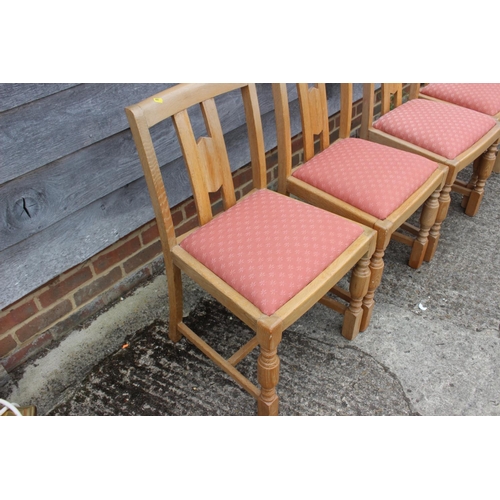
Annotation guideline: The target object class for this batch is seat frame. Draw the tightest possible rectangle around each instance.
[273,83,447,332]
[126,83,376,416]
[361,83,500,217]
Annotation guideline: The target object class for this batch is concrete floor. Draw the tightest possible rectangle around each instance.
[1,167,499,416]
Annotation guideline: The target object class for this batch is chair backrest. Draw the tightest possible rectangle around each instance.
[272,83,355,192]
[125,83,268,253]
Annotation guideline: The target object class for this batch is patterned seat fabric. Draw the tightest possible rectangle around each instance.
[373,99,497,160]
[420,83,500,116]
[293,138,438,220]
[180,189,363,316]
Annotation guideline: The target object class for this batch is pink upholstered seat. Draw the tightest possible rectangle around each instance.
[420,84,500,116]
[180,189,363,316]
[292,137,438,220]
[373,99,497,160]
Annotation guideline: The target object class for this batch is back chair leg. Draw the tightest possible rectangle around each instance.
[342,253,371,340]
[256,318,283,416]
[167,265,184,343]
[465,139,499,216]
[409,187,440,268]
[493,146,500,173]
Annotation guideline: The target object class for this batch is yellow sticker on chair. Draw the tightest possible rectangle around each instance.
[153,98,163,103]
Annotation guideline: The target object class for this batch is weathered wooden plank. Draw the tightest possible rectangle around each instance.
[0,84,80,112]
[0,83,177,183]
[0,83,284,184]
[0,127,171,252]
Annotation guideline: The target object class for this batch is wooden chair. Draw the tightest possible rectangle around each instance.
[272,83,447,332]
[361,84,500,218]
[417,83,500,174]
[125,83,376,416]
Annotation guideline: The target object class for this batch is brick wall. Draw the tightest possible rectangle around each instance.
[0,94,367,374]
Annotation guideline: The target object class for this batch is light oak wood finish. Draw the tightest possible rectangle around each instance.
[361,84,500,217]
[125,83,376,416]
[273,83,447,331]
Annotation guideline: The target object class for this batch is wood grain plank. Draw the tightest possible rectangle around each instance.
[0,83,177,183]
[0,83,80,112]
[0,83,283,185]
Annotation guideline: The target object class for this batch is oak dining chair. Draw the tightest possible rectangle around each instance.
[417,83,500,174]
[125,83,376,416]
[273,83,447,332]
[361,84,500,218]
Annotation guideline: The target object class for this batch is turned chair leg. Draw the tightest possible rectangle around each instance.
[409,187,440,268]
[256,318,283,416]
[425,178,452,262]
[460,157,480,209]
[343,254,371,340]
[166,265,183,342]
[360,246,384,333]
[465,139,499,217]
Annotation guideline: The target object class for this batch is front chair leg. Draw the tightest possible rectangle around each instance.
[425,180,452,262]
[256,317,283,416]
[344,253,371,339]
[360,247,384,333]
[465,139,499,216]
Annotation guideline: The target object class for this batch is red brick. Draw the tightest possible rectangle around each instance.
[351,115,361,131]
[74,267,123,306]
[123,241,162,274]
[0,300,39,336]
[292,152,302,168]
[93,237,141,274]
[175,217,199,237]
[0,334,17,358]
[16,300,73,344]
[2,331,53,372]
[38,266,93,308]
[171,208,184,226]
[141,223,160,245]
[240,182,254,198]
[233,166,252,188]
[211,200,223,216]
[184,199,197,219]
[209,190,222,204]
[291,136,303,154]
[265,150,278,170]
